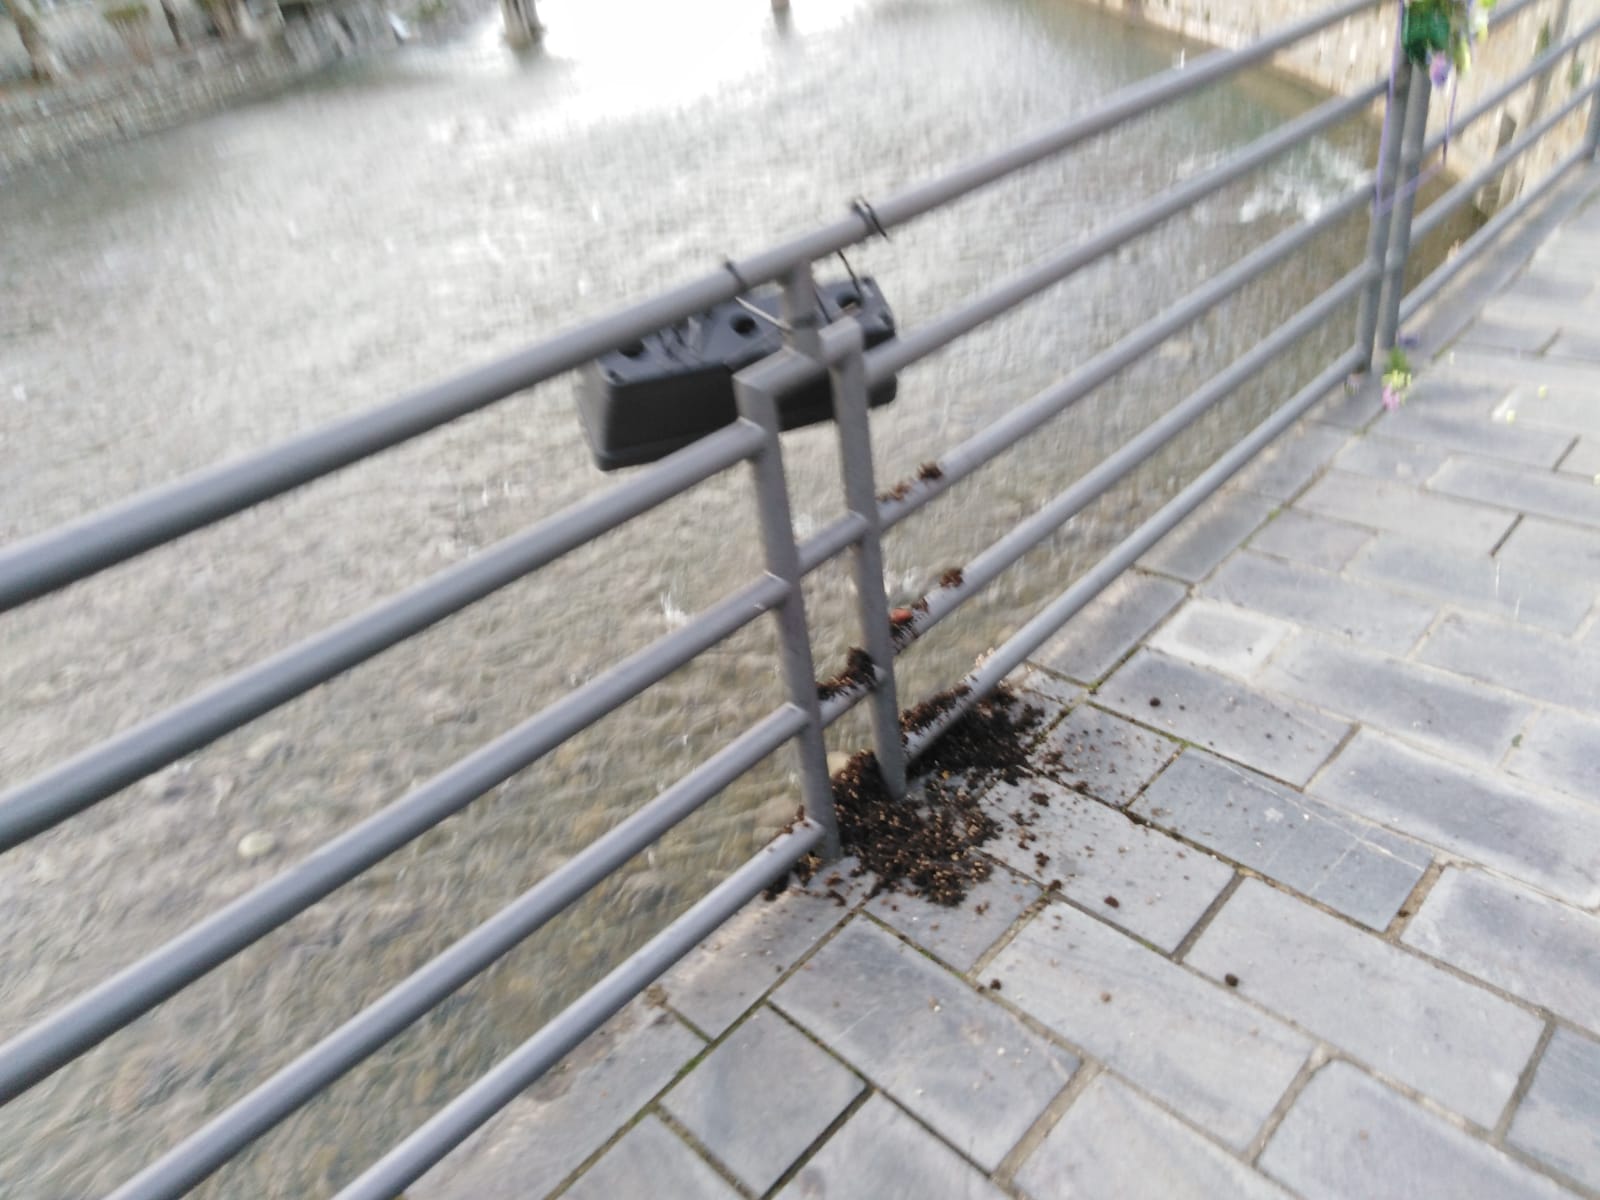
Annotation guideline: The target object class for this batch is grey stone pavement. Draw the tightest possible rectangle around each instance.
[417,178,1600,1198]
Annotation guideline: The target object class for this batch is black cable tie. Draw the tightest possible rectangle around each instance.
[850,196,890,241]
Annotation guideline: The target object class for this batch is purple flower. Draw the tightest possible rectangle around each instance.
[1382,384,1403,412]
[1429,50,1452,88]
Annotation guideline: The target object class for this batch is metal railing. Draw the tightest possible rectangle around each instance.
[2,1,1598,1196]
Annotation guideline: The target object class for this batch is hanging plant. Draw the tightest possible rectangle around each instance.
[1403,0,1495,86]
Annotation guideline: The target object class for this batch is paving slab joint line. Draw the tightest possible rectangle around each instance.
[1382,859,1447,942]
[754,1084,876,1200]
[1488,511,1525,557]
[990,1060,1104,1188]
[857,905,989,979]
[1297,719,1363,795]
[1244,1043,1332,1166]
[1495,709,1541,774]
[1168,871,1244,962]
[1552,436,1584,473]
[968,885,1057,980]
[641,1105,762,1200]
[1493,1019,1558,1145]
[1073,699,1325,799]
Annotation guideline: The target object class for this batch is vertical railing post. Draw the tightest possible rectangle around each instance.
[1377,68,1433,352]
[822,320,908,801]
[1355,56,1415,368]
[735,372,842,861]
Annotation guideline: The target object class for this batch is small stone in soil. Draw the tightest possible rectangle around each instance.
[989,979,1002,991]
[1103,895,1121,909]
[1149,697,1162,708]
[1224,973,1241,988]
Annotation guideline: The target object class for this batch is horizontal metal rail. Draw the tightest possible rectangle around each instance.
[904,265,1372,640]
[864,81,1385,384]
[0,572,788,1105]
[1412,78,1600,242]
[0,421,764,854]
[873,187,1372,532]
[106,704,808,1200]
[4,2,1593,1195]
[0,0,1372,614]
[334,820,825,1200]
[904,345,1368,758]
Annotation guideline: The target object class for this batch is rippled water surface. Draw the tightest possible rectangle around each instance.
[0,1,1449,1194]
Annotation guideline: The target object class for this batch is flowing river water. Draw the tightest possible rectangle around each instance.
[0,1,1470,1194]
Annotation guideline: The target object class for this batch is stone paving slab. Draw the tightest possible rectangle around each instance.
[1135,750,1429,931]
[562,1116,741,1200]
[661,1006,864,1195]
[1259,632,1531,766]
[414,1004,702,1200]
[1148,597,1293,678]
[991,902,1312,1149]
[1348,532,1595,633]
[1505,707,1600,802]
[1431,455,1600,527]
[866,863,1038,973]
[1138,489,1276,582]
[1228,421,1348,497]
[1496,514,1600,581]
[1097,648,1351,786]
[1332,435,1451,483]
[1032,569,1185,683]
[984,775,1234,952]
[1202,550,1437,654]
[1032,703,1178,807]
[1508,1027,1600,1193]
[1259,1061,1573,1200]
[1314,731,1600,907]
[1186,879,1542,1127]
[1295,470,1517,551]
[773,919,1078,1171]
[1014,1072,1291,1200]
[1417,611,1600,713]
[658,861,874,1038]
[1403,868,1600,1034]
[1244,508,1372,572]
[776,1094,1007,1200]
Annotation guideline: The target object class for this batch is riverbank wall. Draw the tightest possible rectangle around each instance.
[0,0,482,177]
[1091,0,1600,210]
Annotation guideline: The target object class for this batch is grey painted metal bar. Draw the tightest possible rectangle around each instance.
[0,0,1372,614]
[870,187,1371,532]
[1422,17,1600,157]
[865,81,1384,384]
[736,373,840,859]
[334,819,825,1200]
[1357,57,1414,367]
[1376,69,1432,352]
[1410,80,1600,242]
[904,346,1368,758]
[901,266,1373,641]
[1400,145,1593,321]
[0,571,789,1106]
[0,422,764,854]
[826,322,908,798]
[797,512,868,575]
[105,704,807,1200]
